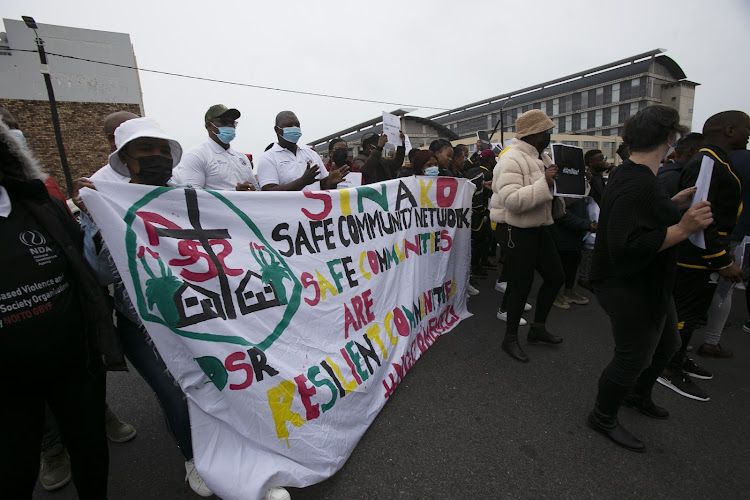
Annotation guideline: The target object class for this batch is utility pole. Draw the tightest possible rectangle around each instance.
[22,16,73,197]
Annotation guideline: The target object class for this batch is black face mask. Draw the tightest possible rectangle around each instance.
[331,149,348,165]
[539,132,551,151]
[129,155,173,186]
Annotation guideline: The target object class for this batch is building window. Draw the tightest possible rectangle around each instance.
[583,141,598,148]
[562,95,572,113]
[603,85,612,105]
[603,107,611,126]
[631,77,642,97]
[595,109,603,128]
[533,102,541,110]
[620,103,630,121]
[487,115,492,130]
[545,100,553,115]
[523,105,531,113]
[630,102,639,116]
[572,113,581,130]
[580,112,588,130]
[563,141,579,146]
[553,98,559,115]
[580,91,588,109]
[612,83,620,102]
[552,117,559,134]
[559,116,565,133]
[572,93,581,111]
[611,128,620,137]
[603,142,615,153]
[596,87,604,106]
[611,106,619,125]
[601,129,610,137]
[565,115,572,132]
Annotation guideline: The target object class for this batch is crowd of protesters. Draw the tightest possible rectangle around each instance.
[1,101,748,499]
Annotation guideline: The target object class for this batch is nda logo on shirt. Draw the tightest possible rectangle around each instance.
[19,230,56,266]
[19,230,46,246]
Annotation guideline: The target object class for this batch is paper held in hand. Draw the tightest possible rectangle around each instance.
[550,143,586,197]
[688,155,715,250]
[382,111,401,148]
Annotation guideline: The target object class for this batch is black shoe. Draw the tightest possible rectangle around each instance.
[587,410,645,452]
[502,338,529,363]
[527,326,563,344]
[622,393,669,419]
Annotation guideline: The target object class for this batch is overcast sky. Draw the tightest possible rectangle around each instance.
[4,0,750,157]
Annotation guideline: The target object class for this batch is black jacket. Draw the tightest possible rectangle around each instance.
[8,178,127,371]
[354,145,406,185]
[677,146,742,270]
[656,160,684,198]
[550,198,591,252]
[590,161,681,319]
[589,173,606,205]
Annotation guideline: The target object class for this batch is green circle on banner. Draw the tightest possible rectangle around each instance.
[123,187,301,351]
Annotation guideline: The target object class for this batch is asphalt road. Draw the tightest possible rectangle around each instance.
[34,272,750,499]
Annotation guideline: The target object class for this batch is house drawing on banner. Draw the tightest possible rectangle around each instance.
[235,270,282,315]
[173,271,283,328]
[174,282,226,327]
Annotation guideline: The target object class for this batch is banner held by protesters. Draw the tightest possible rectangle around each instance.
[81,176,473,500]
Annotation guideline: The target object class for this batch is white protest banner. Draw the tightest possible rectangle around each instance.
[81,177,473,500]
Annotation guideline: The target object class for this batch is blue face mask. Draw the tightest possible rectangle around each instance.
[280,126,302,144]
[424,166,440,176]
[212,124,236,144]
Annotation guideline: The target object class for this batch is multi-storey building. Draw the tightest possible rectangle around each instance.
[431,49,697,143]
[310,49,698,165]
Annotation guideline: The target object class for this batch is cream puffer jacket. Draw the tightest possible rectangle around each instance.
[489,138,554,227]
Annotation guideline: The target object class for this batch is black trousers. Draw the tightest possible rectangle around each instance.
[595,286,681,391]
[668,266,717,370]
[470,213,490,268]
[1,351,108,499]
[496,224,564,337]
[117,312,193,461]
[558,250,582,290]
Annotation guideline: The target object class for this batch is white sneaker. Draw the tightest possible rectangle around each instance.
[495,281,507,292]
[467,284,480,296]
[524,303,532,312]
[185,459,213,497]
[263,487,291,500]
[497,309,527,326]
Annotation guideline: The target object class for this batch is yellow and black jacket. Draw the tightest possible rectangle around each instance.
[677,146,742,270]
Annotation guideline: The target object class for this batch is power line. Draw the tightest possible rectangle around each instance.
[6,47,450,111]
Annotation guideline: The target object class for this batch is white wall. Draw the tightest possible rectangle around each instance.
[0,18,142,106]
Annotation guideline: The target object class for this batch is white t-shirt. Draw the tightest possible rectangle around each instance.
[256,143,328,189]
[173,139,259,191]
[90,163,131,183]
